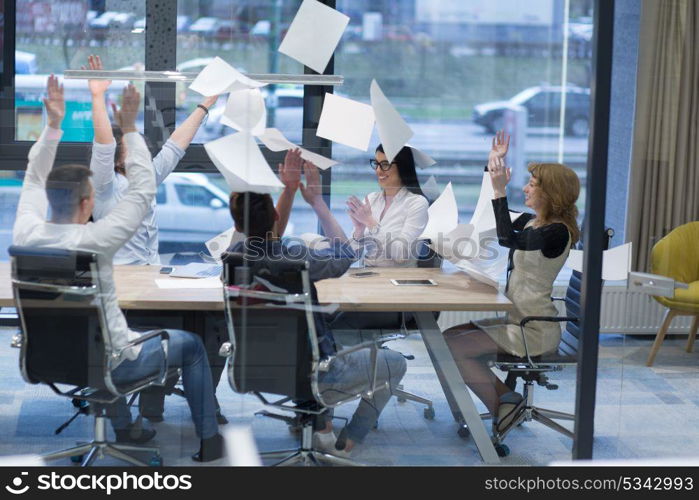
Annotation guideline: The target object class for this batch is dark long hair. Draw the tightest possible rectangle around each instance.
[375,144,425,198]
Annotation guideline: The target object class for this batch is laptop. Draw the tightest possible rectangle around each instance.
[168,263,223,279]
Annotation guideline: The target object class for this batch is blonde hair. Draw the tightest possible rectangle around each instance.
[527,162,581,244]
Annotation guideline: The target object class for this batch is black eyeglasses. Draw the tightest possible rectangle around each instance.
[369,159,396,171]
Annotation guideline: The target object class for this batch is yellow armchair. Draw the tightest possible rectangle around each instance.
[646,221,699,366]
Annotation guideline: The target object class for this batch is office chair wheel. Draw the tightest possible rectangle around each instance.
[457,426,470,439]
[494,443,510,457]
[70,455,83,464]
[423,407,435,420]
[149,454,163,467]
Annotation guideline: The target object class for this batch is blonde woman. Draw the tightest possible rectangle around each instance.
[444,131,580,436]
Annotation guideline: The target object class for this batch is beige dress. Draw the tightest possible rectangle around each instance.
[476,219,572,357]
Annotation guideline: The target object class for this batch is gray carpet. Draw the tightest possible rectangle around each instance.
[0,327,697,466]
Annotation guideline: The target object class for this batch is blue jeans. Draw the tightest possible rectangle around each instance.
[108,329,218,439]
[317,348,406,443]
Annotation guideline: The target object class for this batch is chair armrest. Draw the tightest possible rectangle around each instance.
[550,297,566,302]
[113,329,170,356]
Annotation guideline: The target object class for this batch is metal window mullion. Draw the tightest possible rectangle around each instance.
[144,0,177,151]
[1,0,17,147]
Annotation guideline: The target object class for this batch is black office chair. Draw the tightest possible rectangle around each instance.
[487,228,614,457]
[8,246,170,466]
[220,252,384,466]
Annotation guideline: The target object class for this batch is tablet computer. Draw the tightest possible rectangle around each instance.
[390,279,437,286]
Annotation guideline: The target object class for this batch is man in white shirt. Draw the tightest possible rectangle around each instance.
[86,55,218,265]
[13,75,223,461]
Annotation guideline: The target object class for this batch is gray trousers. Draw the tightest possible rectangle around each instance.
[317,347,406,443]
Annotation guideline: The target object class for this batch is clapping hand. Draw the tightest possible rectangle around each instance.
[279,148,303,190]
[44,75,65,129]
[346,195,377,233]
[84,55,111,96]
[299,161,323,205]
[111,84,141,132]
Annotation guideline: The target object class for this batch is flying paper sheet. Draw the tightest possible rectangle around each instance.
[221,89,266,136]
[189,56,265,96]
[370,79,414,163]
[316,93,375,151]
[278,0,350,74]
[204,132,284,194]
[420,182,458,240]
[429,223,477,263]
[565,242,633,281]
[259,128,338,170]
[421,175,441,201]
[407,144,436,168]
[297,232,332,251]
[206,227,245,260]
[469,173,497,235]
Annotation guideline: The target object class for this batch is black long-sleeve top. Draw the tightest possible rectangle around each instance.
[492,197,569,258]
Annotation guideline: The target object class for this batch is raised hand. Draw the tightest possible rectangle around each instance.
[84,55,111,96]
[278,148,303,190]
[299,161,323,206]
[489,130,510,162]
[112,84,141,132]
[43,75,65,129]
[201,94,219,110]
[488,154,511,198]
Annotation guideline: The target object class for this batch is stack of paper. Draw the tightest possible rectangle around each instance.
[278,0,350,74]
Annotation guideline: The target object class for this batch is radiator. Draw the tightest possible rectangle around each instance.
[438,285,694,335]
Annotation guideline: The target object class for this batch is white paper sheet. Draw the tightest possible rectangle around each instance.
[223,426,262,467]
[258,128,338,170]
[565,242,633,281]
[419,182,458,240]
[206,227,245,260]
[316,93,375,151]
[297,232,332,251]
[469,172,496,235]
[189,56,265,96]
[221,89,266,136]
[278,0,350,74]
[421,175,441,201]
[429,223,477,263]
[155,277,222,289]
[407,143,436,168]
[204,132,284,194]
[370,79,414,163]
[452,226,510,289]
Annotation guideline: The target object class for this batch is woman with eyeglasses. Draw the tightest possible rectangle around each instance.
[298,144,429,267]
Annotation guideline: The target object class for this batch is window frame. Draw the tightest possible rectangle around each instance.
[0,0,335,175]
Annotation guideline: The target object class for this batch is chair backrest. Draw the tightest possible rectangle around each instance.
[651,221,699,284]
[9,246,106,389]
[416,239,443,269]
[222,251,317,401]
[558,228,614,356]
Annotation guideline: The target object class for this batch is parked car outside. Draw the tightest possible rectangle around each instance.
[472,85,591,136]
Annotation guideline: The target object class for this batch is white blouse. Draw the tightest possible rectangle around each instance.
[352,187,429,267]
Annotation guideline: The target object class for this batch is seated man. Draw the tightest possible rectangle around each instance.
[12,76,223,462]
[226,190,407,456]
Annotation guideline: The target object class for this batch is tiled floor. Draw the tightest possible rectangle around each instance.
[0,327,697,466]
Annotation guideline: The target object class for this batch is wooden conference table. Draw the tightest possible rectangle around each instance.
[0,263,513,464]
